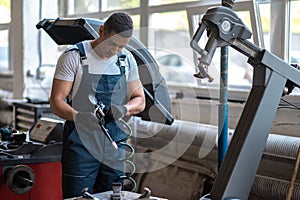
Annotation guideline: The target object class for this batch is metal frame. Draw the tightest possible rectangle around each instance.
[190,5,300,199]
[211,55,290,199]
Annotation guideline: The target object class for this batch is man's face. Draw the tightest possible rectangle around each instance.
[95,27,130,59]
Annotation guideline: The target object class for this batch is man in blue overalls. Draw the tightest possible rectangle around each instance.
[49,12,145,199]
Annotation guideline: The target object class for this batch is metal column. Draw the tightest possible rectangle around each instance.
[218,0,235,170]
[218,46,229,169]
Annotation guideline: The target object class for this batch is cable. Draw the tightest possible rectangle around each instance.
[92,101,137,191]
[116,119,137,192]
[279,98,300,110]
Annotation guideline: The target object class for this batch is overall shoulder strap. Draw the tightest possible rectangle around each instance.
[65,42,87,66]
[75,42,86,58]
[75,42,88,66]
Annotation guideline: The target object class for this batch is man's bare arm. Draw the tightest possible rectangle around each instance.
[125,79,145,116]
[49,78,77,121]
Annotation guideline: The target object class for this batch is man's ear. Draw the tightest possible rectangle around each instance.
[99,25,104,36]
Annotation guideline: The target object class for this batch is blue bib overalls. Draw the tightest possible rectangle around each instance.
[61,43,128,198]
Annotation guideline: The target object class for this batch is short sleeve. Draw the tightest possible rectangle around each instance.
[54,50,80,82]
[125,51,140,82]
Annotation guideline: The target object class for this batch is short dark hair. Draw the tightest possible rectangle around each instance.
[104,12,133,38]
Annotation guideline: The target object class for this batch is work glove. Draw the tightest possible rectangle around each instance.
[102,104,127,122]
[75,112,101,131]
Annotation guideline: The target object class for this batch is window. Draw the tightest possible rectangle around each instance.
[0,0,10,72]
[0,30,9,71]
[68,0,99,15]
[258,2,270,50]
[290,0,300,64]
[149,0,197,6]
[68,0,141,14]
[130,15,141,39]
[149,11,196,85]
[101,0,140,11]
[0,0,10,23]
[289,0,300,94]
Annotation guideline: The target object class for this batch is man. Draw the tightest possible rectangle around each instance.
[49,12,145,198]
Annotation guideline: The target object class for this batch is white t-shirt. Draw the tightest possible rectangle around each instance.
[54,40,140,100]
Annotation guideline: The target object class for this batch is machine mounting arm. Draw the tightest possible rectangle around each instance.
[191,5,300,200]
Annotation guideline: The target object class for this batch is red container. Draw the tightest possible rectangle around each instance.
[0,161,62,200]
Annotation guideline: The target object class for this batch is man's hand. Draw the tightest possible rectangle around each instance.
[103,104,127,122]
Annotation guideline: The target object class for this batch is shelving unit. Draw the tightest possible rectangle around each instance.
[13,102,51,131]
